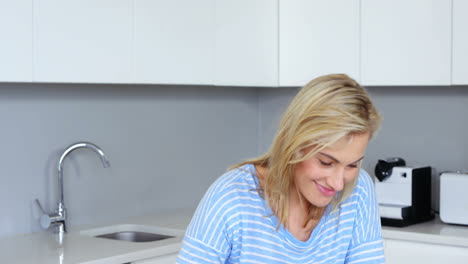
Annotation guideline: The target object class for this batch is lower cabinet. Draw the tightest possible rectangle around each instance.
[131,253,178,264]
[384,239,468,264]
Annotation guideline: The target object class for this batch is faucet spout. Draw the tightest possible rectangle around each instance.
[56,142,110,232]
[58,142,110,209]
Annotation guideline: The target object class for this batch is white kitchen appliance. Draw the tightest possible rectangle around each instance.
[374,158,434,227]
[440,172,468,225]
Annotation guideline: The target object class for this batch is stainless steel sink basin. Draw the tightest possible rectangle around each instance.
[96,231,174,242]
[80,224,184,243]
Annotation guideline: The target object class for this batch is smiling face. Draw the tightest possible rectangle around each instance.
[293,133,370,208]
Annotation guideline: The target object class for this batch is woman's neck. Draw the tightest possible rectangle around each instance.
[287,184,325,241]
[255,165,325,241]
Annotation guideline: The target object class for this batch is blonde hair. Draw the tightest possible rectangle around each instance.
[231,74,381,228]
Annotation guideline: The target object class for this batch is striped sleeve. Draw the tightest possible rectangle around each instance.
[177,174,235,264]
[345,170,385,264]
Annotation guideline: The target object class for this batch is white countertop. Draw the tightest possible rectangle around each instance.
[0,208,195,264]
[382,217,468,247]
[1,209,467,264]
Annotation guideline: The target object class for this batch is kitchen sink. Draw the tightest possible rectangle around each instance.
[95,231,174,242]
[80,224,183,243]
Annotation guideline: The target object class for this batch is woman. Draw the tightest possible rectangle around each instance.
[177,74,384,263]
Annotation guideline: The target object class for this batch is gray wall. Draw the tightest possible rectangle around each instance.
[258,86,468,211]
[2,83,467,238]
[0,84,259,238]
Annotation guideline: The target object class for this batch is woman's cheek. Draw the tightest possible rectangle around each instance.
[344,171,358,184]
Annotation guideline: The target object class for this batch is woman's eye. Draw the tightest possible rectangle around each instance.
[319,160,332,166]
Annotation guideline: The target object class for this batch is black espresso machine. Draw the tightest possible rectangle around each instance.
[374,158,434,227]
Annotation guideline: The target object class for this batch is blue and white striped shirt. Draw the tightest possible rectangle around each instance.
[177,164,385,263]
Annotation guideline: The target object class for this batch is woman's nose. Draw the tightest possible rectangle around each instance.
[328,167,345,191]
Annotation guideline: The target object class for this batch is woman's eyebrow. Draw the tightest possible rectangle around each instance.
[318,152,364,165]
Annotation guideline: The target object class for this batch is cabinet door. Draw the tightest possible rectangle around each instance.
[279,0,360,87]
[0,0,33,82]
[361,0,451,86]
[385,239,468,264]
[135,0,214,85]
[215,0,278,87]
[34,0,133,83]
[452,0,468,85]
[132,253,178,264]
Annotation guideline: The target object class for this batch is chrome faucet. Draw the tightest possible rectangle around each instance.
[36,142,110,234]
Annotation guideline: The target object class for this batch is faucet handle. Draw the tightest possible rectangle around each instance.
[40,214,52,230]
[35,199,66,230]
[35,198,47,214]
[35,199,52,229]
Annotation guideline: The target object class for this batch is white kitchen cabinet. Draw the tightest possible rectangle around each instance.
[214,0,278,87]
[132,253,178,264]
[0,0,33,82]
[279,0,360,87]
[452,0,468,85]
[135,0,214,85]
[361,0,451,86]
[33,0,133,83]
[384,239,468,264]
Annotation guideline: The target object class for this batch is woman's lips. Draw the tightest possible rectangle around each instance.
[315,182,336,197]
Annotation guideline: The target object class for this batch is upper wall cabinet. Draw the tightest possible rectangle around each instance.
[3,1,466,87]
[0,1,33,82]
[135,0,214,85]
[279,0,360,87]
[452,0,468,85]
[361,0,451,86]
[214,0,278,87]
[34,0,133,83]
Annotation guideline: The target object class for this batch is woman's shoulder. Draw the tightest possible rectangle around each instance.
[337,169,377,218]
[194,164,263,226]
[354,169,376,195]
[340,169,375,207]
[340,169,377,211]
[205,164,258,198]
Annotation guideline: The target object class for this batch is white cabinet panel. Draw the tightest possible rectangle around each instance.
[135,0,214,85]
[215,0,278,87]
[452,0,468,85]
[0,0,33,82]
[385,239,468,264]
[279,0,360,87]
[361,0,451,86]
[34,0,133,83]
